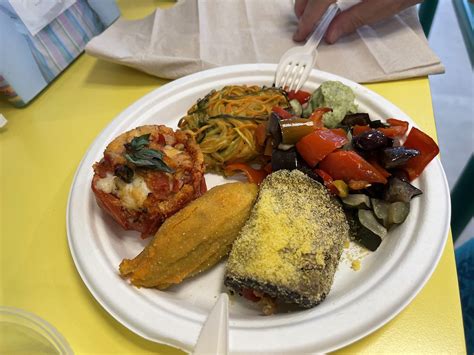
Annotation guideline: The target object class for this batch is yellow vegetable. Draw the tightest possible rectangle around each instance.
[119,182,258,289]
[333,179,349,197]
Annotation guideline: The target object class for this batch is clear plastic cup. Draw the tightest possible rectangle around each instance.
[0,306,73,354]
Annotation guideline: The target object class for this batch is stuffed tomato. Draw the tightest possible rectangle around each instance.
[92,125,206,238]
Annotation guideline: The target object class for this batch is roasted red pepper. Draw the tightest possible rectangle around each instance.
[314,169,339,195]
[353,124,370,136]
[330,128,348,139]
[255,122,268,147]
[263,162,272,174]
[286,90,311,104]
[367,159,391,179]
[352,119,409,139]
[402,127,440,180]
[309,107,332,128]
[272,106,293,120]
[377,118,409,138]
[224,163,268,185]
[386,118,409,135]
[318,151,388,184]
[296,129,348,166]
[242,288,261,302]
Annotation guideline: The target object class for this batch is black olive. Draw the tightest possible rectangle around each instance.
[381,147,420,169]
[114,165,134,183]
[352,129,390,151]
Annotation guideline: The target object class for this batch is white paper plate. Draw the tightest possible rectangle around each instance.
[67,64,450,353]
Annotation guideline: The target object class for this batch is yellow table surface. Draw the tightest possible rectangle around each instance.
[0,1,466,353]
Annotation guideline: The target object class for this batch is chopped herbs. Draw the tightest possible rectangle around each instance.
[124,134,174,173]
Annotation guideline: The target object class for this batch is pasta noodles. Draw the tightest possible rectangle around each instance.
[178,85,288,172]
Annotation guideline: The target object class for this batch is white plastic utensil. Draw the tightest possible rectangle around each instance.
[274,3,339,92]
[0,114,7,128]
[193,293,229,355]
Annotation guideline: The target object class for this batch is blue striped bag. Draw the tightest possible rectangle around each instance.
[0,0,120,107]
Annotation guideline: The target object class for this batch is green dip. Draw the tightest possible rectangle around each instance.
[310,81,357,128]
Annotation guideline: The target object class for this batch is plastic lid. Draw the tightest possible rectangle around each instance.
[0,307,73,354]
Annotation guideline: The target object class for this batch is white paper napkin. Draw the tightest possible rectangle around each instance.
[85,0,444,83]
[8,0,76,35]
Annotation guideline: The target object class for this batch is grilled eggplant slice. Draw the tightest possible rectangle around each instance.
[384,177,422,202]
[345,209,383,252]
[224,170,349,310]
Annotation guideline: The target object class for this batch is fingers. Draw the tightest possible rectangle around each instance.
[294,0,309,19]
[293,0,336,42]
[325,0,422,44]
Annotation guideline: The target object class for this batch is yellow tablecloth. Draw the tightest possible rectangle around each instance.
[0,1,466,353]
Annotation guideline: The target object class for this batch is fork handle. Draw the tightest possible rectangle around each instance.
[304,3,339,51]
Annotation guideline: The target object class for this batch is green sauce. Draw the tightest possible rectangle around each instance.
[310,81,357,128]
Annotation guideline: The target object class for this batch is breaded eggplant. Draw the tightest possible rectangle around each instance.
[92,125,206,238]
[120,182,258,289]
[225,170,349,310]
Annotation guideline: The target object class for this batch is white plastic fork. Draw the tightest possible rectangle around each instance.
[275,3,339,92]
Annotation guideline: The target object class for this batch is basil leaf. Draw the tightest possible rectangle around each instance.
[124,133,174,173]
[133,148,164,160]
[125,134,151,152]
[124,153,154,167]
[149,159,175,173]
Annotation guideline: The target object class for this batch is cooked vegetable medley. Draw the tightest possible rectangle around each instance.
[225,81,440,251]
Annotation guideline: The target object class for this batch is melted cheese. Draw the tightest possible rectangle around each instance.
[115,175,151,210]
[96,173,151,210]
[95,173,117,194]
[163,145,182,159]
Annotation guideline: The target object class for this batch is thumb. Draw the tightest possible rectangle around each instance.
[294,0,336,42]
[325,4,367,44]
[325,0,421,44]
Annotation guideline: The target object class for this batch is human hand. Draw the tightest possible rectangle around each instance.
[293,0,422,43]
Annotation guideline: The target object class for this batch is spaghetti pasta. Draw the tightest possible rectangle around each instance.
[178,85,289,172]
